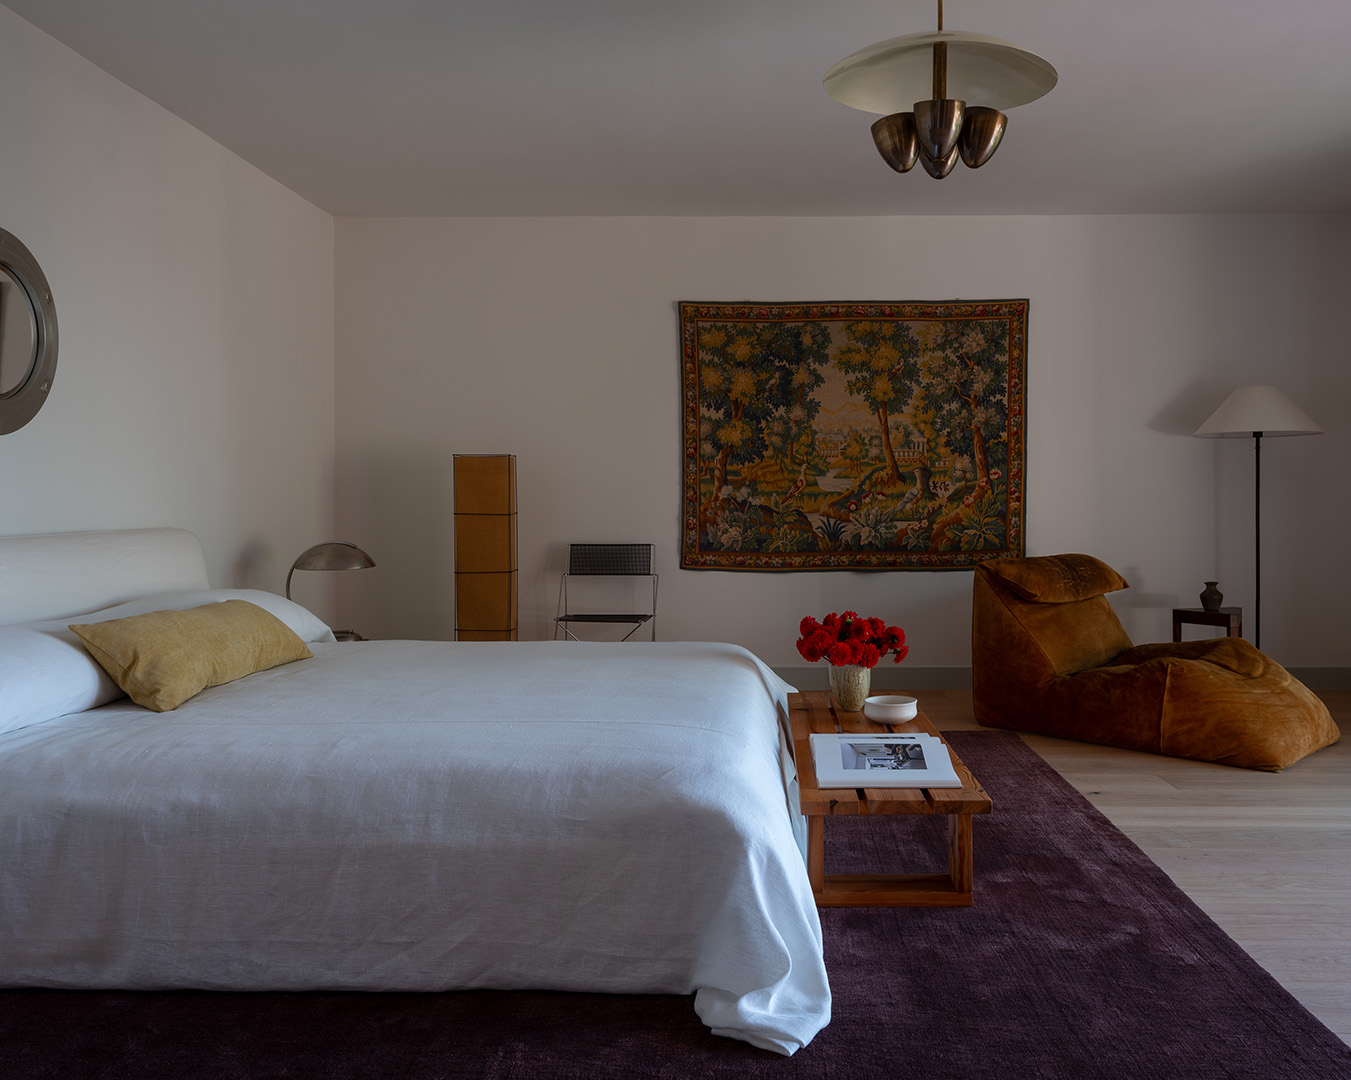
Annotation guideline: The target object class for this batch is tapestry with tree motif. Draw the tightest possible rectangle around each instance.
[679,300,1027,570]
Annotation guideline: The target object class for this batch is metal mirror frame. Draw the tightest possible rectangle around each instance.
[0,228,58,435]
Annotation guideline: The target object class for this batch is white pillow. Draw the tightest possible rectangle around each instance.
[81,589,337,646]
[0,621,122,736]
[0,589,335,736]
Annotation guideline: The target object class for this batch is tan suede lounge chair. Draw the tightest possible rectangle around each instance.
[972,553,1341,771]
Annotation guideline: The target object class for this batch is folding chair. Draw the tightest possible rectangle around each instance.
[554,543,657,641]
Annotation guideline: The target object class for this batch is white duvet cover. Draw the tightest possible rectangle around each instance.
[0,640,829,1055]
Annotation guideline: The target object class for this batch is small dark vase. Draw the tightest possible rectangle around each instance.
[1199,582,1223,612]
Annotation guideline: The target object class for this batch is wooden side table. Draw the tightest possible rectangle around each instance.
[789,691,992,908]
[1171,607,1242,642]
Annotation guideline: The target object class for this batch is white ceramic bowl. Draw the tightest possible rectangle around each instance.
[863,695,918,722]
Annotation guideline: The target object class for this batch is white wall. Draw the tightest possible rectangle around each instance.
[0,6,335,595]
[9,6,1342,678]
[334,214,1350,675]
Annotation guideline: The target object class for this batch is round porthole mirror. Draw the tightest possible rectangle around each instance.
[0,228,59,435]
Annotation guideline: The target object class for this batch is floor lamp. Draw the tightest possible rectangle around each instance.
[1194,386,1322,649]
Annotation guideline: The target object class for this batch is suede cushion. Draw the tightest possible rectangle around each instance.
[982,554,1129,604]
[972,563,1133,681]
[70,600,312,712]
[1006,593,1134,677]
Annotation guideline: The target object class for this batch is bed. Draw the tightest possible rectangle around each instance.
[0,528,830,1055]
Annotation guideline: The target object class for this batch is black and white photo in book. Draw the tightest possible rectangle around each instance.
[809,733,963,789]
[849,739,930,771]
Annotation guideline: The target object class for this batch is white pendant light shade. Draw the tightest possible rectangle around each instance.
[823,31,1058,116]
[1194,385,1323,438]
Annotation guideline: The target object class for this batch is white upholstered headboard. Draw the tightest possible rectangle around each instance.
[0,528,211,625]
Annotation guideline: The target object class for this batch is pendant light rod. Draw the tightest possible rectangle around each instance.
[932,0,947,99]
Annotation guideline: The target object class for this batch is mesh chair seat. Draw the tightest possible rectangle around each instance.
[560,613,654,624]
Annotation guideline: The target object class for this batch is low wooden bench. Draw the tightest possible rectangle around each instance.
[789,690,993,907]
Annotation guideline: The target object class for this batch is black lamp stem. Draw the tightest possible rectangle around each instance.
[1253,430,1262,650]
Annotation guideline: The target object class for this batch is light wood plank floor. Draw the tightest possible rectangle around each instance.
[921,688,1351,1045]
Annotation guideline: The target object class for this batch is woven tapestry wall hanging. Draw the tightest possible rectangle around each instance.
[679,299,1027,571]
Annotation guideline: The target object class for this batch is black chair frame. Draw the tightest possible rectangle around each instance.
[554,543,658,641]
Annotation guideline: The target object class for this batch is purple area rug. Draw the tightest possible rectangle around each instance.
[3,732,1348,1080]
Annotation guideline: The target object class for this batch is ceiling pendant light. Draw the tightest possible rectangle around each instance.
[823,0,1056,178]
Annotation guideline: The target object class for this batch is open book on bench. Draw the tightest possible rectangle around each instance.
[809,733,963,789]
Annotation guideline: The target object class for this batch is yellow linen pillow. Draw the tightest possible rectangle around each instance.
[69,599,313,712]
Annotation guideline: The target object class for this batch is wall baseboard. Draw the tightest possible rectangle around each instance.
[1288,668,1351,690]
[776,666,1351,692]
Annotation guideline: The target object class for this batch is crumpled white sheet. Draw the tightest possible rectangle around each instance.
[0,640,829,1055]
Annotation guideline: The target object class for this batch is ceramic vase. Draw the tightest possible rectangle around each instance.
[829,664,871,712]
[1199,582,1223,612]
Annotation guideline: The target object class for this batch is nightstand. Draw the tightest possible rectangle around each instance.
[1171,607,1242,642]
[790,691,991,907]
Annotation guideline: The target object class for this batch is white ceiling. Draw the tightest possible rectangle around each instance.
[8,0,1351,217]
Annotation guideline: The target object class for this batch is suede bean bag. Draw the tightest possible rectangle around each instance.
[972,554,1340,771]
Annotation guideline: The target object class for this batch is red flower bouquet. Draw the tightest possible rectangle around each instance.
[795,611,909,669]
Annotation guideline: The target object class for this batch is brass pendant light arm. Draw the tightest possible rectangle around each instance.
[933,0,946,98]
[918,0,963,169]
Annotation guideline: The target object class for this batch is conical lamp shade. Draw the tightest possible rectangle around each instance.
[1194,386,1322,438]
